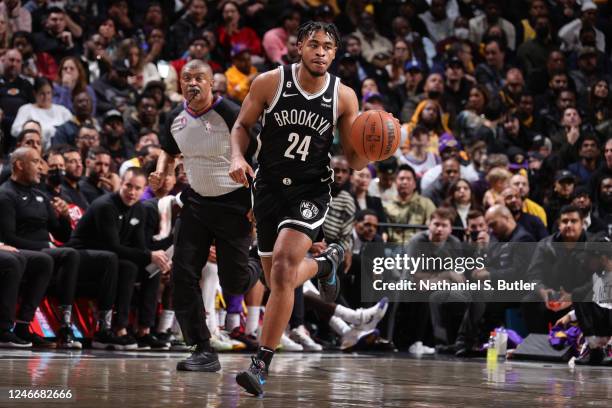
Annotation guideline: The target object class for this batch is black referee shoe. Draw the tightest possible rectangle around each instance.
[177,344,221,372]
[317,243,343,303]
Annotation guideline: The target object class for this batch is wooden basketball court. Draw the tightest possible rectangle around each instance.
[1,350,610,407]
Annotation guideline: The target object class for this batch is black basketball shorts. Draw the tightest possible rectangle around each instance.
[252,182,331,257]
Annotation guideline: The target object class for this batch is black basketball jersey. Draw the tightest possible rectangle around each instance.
[255,63,339,187]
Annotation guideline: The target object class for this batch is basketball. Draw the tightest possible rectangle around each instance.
[350,110,401,161]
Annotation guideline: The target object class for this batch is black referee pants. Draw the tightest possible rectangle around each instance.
[172,188,257,345]
[0,250,54,330]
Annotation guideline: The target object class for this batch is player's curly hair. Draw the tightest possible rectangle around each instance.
[296,21,340,46]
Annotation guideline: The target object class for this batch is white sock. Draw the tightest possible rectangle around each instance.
[201,264,219,332]
[246,306,260,335]
[226,313,240,331]
[329,316,350,336]
[157,310,175,333]
[334,304,361,325]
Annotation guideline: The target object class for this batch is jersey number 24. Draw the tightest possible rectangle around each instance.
[284,132,311,162]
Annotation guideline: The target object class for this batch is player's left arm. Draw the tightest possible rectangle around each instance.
[337,83,369,171]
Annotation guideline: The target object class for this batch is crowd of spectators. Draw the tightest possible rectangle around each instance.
[0,0,611,362]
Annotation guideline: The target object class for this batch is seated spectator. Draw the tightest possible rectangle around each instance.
[402,98,451,157]
[469,0,516,50]
[0,0,31,33]
[119,144,161,178]
[11,77,72,150]
[398,125,440,180]
[443,178,480,240]
[32,7,78,64]
[386,39,411,89]
[570,46,604,101]
[571,185,607,235]
[68,167,171,350]
[482,167,512,209]
[555,236,612,365]
[52,56,96,114]
[420,136,479,191]
[0,147,80,348]
[225,44,258,104]
[216,1,262,61]
[385,164,436,242]
[474,38,508,96]
[52,91,98,147]
[168,0,210,59]
[418,0,453,45]
[522,205,593,333]
[454,84,493,147]
[0,245,53,348]
[567,135,601,186]
[407,207,462,355]
[558,1,605,53]
[349,167,387,231]
[351,11,392,63]
[95,18,120,61]
[423,156,461,207]
[400,73,446,124]
[432,206,533,356]
[124,93,163,146]
[73,125,100,161]
[99,109,135,170]
[443,56,473,121]
[60,147,88,211]
[12,30,57,80]
[120,39,160,94]
[79,146,120,205]
[0,48,34,152]
[324,156,356,258]
[592,175,612,230]
[545,170,577,231]
[262,9,301,65]
[91,58,137,117]
[501,185,548,241]
[368,157,398,206]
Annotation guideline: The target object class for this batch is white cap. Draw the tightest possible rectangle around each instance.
[581,1,597,12]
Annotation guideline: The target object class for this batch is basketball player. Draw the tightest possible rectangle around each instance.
[149,59,260,372]
[229,22,377,396]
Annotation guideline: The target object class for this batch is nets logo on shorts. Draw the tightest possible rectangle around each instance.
[300,200,319,220]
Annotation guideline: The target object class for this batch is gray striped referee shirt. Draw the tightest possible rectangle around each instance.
[162,97,244,197]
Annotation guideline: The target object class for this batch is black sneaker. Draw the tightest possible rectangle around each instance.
[177,344,221,372]
[92,330,133,351]
[14,325,56,349]
[576,347,605,365]
[116,334,138,350]
[230,327,259,351]
[316,243,343,302]
[136,333,170,351]
[236,356,268,396]
[57,326,83,350]
[0,330,32,348]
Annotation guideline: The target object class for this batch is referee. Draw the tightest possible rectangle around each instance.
[149,59,259,372]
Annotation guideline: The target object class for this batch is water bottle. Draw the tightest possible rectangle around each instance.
[487,331,498,363]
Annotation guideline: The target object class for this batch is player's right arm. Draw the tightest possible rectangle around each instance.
[229,69,279,186]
